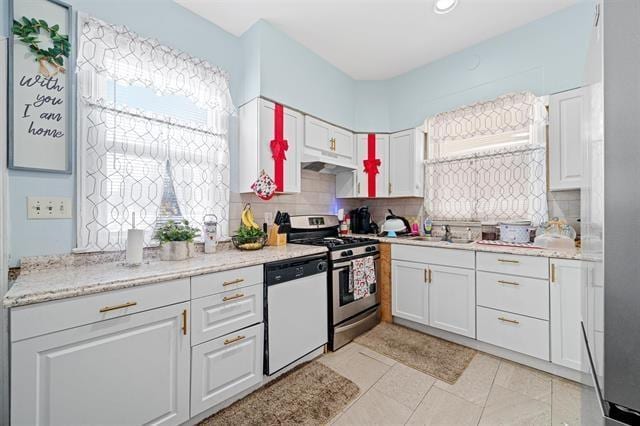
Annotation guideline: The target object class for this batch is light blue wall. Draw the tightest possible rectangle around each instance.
[3,1,594,265]
[4,0,243,266]
[387,2,594,130]
[255,21,357,130]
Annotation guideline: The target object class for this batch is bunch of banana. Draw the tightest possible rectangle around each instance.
[241,204,260,229]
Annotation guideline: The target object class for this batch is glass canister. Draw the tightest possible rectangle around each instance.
[481,222,499,241]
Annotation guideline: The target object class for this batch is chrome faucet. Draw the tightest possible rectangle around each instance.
[441,225,452,242]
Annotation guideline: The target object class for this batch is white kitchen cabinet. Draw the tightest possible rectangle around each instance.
[550,259,585,371]
[392,256,475,338]
[12,302,190,426]
[392,260,429,324]
[355,133,389,198]
[190,323,263,417]
[549,88,584,190]
[238,98,303,193]
[388,128,425,197]
[304,115,355,167]
[428,264,476,338]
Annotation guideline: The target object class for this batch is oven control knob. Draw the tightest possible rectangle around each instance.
[347,250,353,256]
[365,246,376,252]
[317,261,327,272]
[341,251,349,257]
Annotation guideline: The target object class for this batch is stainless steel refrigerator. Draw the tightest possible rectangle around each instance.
[582,0,640,424]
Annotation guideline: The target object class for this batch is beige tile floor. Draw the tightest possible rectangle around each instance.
[320,342,587,426]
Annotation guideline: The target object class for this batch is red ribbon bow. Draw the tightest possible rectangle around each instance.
[363,133,381,197]
[270,103,288,192]
[363,158,381,175]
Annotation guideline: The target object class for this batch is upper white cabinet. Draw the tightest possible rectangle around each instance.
[550,258,585,371]
[388,128,425,197]
[304,115,355,167]
[238,98,303,193]
[549,88,584,191]
[12,302,190,426]
[355,133,389,198]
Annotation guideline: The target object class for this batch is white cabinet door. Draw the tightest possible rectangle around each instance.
[392,260,429,324]
[259,99,303,193]
[355,133,389,198]
[12,303,190,426]
[428,264,476,338]
[238,98,302,194]
[549,88,584,190]
[389,129,424,197]
[550,259,584,371]
[190,323,263,417]
[304,116,355,166]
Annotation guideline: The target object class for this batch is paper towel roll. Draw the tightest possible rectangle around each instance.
[126,229,144,266]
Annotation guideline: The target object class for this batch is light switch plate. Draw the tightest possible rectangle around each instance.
[27,197,72,219]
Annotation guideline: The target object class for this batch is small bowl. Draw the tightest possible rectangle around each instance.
[231,235,267,251]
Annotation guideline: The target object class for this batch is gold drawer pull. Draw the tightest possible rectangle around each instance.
[497,258,520,264]
[428,268,432,283]
[497,280,519,286]
[223,293,245,302]
[551,264,556,283]
[424,269,428,283]
[224,335,246,345]
[498,316,520,324]
[223,278,245,286]
[99,301,137,313]
[182,309,188,335]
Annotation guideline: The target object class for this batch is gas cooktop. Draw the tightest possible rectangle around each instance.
[289,236,378,251]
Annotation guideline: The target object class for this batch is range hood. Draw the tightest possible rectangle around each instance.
[301,160,356,174]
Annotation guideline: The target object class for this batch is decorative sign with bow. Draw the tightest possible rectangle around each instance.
[270,103,289,192]
[363,133,381,197]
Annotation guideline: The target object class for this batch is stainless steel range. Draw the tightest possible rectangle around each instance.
[287,215,380,350]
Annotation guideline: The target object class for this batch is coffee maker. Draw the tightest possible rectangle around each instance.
[349,206,378,234]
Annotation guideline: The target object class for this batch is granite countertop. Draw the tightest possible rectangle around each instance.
[368,235,582,260]
[3,244,327,308]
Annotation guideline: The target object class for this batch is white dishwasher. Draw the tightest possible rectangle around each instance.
[264,254,328,375]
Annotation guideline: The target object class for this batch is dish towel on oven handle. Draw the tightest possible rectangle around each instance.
[350,256,376,300]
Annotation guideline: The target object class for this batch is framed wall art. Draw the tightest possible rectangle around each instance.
[8,0,74,173]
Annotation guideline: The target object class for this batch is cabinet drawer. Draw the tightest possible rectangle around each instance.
[191,283,263,346]
[392,244,474,269]
[477,306,549,360]
[191,265,262,299]
[191,323,263,417]
[476,252,549,279]
[11,279,190,342]
[477,271,549,320]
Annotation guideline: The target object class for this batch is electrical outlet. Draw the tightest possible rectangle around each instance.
[27,197,72,219]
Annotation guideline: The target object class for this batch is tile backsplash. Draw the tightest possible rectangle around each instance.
[231,173,580,236]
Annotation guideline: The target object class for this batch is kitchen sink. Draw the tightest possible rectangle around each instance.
[449,238,475,244]
[408,236,438,242]
[407,236,474,244]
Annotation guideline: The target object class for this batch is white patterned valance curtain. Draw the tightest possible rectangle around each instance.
[424,92,548,225]
[76,14,233,251]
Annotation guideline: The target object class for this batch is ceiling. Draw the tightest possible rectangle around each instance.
[175,0,578,80]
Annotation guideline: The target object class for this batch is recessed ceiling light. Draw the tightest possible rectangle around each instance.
[434,0,458,14]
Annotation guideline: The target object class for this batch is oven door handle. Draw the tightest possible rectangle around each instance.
[333,255,380,269]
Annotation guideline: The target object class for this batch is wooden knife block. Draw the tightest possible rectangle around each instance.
[268,225,287,246]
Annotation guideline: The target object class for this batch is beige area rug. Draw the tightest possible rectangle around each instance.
[199,361,359,426]
[354,322,477,384]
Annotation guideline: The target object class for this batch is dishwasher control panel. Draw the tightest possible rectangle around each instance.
[265,255,328,285]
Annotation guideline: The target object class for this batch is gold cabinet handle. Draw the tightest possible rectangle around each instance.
[224,335,246,345]
[498,316,520,324]
[357,182,361,194]
[424,269,428,283]
[182,309,188,335]
[551,264,556,283]
[388,182,392,194]
[223,293,245,302]
[223,278,245,286]
[497,258,520,264]
[428,268,432,283]
[497,280,519,286]
[99,301,137,313]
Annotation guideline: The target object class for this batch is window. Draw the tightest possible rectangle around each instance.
[424,92,548,225]
[76,15,233,251]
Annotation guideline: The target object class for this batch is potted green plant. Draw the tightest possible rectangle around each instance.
[155,220,200,261]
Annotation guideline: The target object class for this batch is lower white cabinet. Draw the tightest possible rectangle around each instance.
[12,302,190,426]
[392,260,429,324]
[429,264,476,338]
[190,323,264,417]
[550,259,585,371]
[392,258,475,338]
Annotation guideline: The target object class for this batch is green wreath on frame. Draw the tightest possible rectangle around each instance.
[12,16,70,77]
